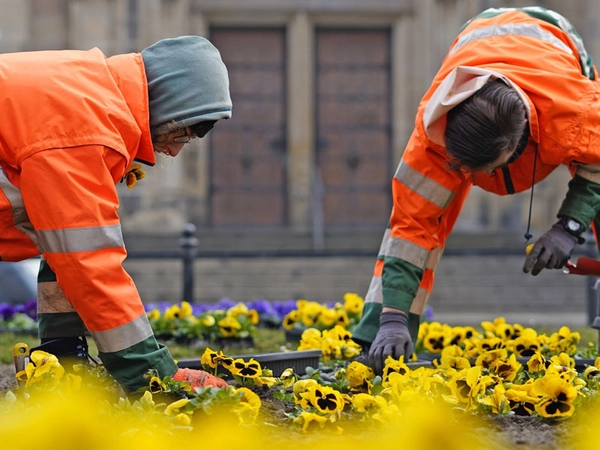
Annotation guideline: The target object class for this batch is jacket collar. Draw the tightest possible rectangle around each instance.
[106,53,156,167]
[422,66,539,148]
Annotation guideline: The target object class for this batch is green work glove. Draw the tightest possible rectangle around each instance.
[523,221,581,276]
[368,312,413,375]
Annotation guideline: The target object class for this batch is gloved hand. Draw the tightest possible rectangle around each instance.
[368,311,413,375]
[523,222,579,276]
[173,368,228,389]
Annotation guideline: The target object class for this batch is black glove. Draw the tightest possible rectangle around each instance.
[523,222,580,276]
[368,312,413,375]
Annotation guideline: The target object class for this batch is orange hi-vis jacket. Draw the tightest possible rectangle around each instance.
[0,48,156,356]
[354,7,600,342]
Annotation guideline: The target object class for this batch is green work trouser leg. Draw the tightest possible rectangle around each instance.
[36,259,178,392]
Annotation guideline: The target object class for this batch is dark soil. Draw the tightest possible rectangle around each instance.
[0,364,569,448]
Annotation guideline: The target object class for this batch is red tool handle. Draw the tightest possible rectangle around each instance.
[565,257,600,276]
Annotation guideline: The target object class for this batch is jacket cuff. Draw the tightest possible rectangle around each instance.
[557,175,600,229]
[381,287,416,314]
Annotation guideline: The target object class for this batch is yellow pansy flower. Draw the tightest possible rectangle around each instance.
[147,309,161,321]
[343,292,364,315]
[123,163,146,189]
[217,315,242,337]
[164,398,190,416]
[17,350,65,387]
[200,348,221,369]
[351,393,387,414]
[293,411,328,433]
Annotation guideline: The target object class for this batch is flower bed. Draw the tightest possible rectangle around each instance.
[3,297,600,448]
[0,300,37,335]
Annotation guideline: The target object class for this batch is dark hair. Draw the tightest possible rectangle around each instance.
[445,80,526,171]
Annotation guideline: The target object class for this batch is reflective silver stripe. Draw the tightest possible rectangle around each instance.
[364,275,383,305]
[425,245,443,271]
[450,23,572,56]
[37,224,124,253]
[384,236,430,269]
[377,228,391,257]
[409,287,429,315]
[544,9,593,79]
[475,7,593,79]
[92,313,154,353]
[394,161,454,208]
[0,168,39,247]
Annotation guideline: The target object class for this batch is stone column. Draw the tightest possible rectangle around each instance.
[287,12,314,232]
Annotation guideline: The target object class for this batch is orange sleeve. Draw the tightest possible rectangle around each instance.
[19,145,142,333]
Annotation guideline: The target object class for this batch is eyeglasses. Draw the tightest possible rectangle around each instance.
[172,128,193,144]
[172,121,217,144]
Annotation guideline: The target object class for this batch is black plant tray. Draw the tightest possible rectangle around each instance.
[177,349,322,379]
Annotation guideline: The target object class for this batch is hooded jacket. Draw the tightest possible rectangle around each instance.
[0,36,232,390]
[352,7,600,344]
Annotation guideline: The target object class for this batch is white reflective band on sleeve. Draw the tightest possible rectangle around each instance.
[0,168,39,247]
[395,161,454,208]
[92,313,155,353]
[450,23,573,56]
[409,287,429,315]
[384,236,430,269]
[426,245,443,271]
[377,228,391,257]
[543,9,592,79]
[364,275,383,305]
[37,224,124,253]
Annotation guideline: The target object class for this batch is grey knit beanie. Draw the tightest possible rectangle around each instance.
[141,35,232,128]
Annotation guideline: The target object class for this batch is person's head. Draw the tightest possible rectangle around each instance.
[150,120,217,157]
[141,35,232,156]
[445,80,527,174]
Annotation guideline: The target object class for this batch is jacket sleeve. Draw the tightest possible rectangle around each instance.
[381,126,470,313]
[558,87,600,229]
[18,145,146,336]
[557,173,600,229]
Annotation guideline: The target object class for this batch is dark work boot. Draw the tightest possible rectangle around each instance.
[29,337,100,369]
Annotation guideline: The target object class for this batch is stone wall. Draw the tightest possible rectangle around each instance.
[124,251,593,328]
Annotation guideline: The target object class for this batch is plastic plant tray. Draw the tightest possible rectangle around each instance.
[177,349,322,379]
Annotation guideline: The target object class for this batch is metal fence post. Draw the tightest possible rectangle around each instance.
[180,223,198,303]
[584,235,600,326]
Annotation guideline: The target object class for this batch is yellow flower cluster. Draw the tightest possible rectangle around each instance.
[282,293,364,332]
[147,301,259,342]
[417,317,581,358]
[298,325,362,361]
[7,316,600,448]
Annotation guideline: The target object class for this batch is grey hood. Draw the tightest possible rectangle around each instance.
[142,35,232,128]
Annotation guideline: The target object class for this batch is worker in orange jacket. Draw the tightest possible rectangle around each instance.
[0,35,231,392]
[350,7,600,374]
